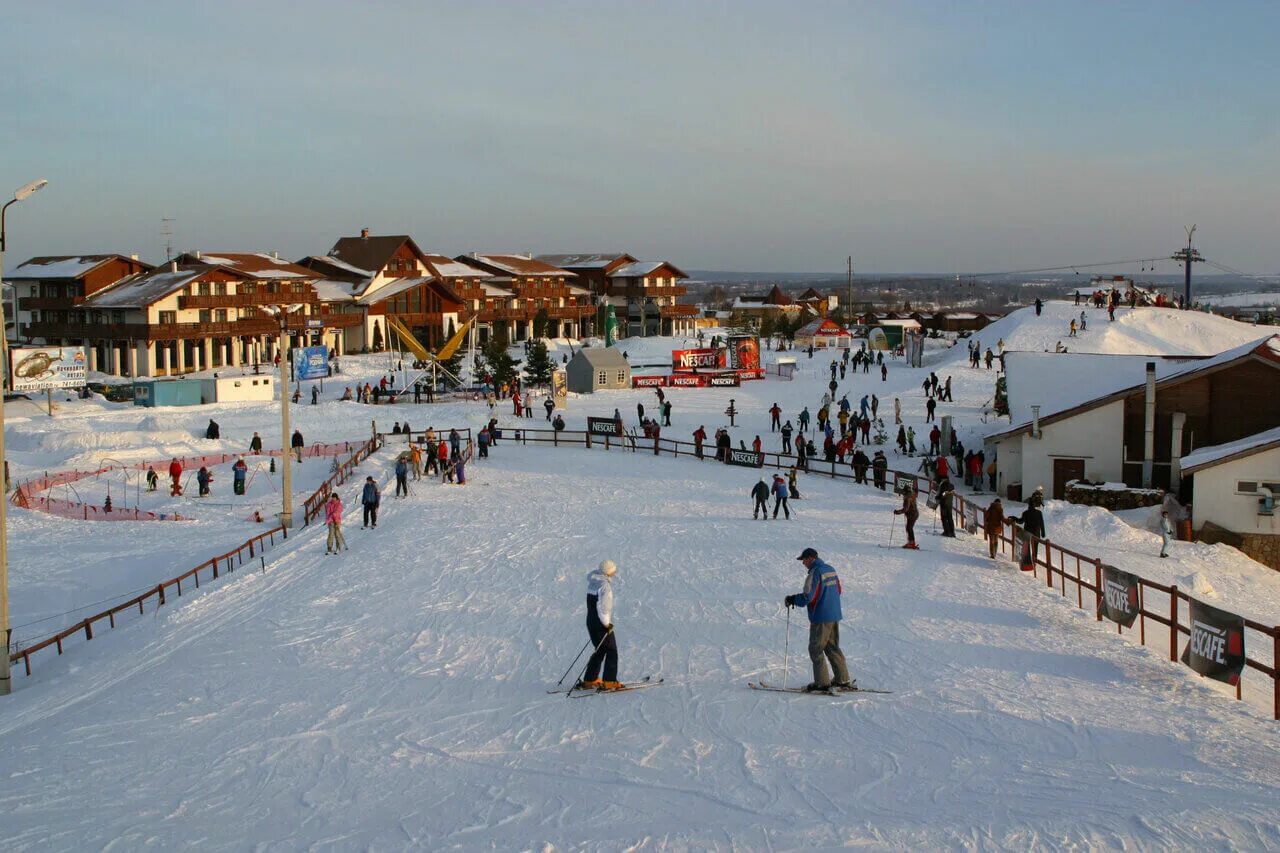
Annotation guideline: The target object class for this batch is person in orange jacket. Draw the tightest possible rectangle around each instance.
[168,458,183,496]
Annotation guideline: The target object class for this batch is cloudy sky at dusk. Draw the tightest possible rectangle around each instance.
[3,1,1278,273]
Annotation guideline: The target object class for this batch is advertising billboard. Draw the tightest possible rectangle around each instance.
[727,335,760,370]
[10,346,87,391]
[587,416,623,437]
[293,346,330,381]
[671,348,725,371]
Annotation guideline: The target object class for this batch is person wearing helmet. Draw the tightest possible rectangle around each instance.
[579,559,622,690]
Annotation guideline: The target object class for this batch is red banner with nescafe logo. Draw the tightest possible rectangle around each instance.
[672,348,725,371]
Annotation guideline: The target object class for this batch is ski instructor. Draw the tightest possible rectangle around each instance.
[579,559,623,691]
[784,548,853,692]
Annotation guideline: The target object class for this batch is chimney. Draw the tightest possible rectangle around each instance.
[195,250,202,260]
[129,253,139,261]
[1169,411,1188,485]
[361,228,370,240]
[1030,405,1041,439]
[170,261,178,273]
[1142,361,1156,488]
[272,250,279,259]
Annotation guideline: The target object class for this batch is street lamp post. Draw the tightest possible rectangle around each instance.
[264,304,304,528]
[0,177,48,696]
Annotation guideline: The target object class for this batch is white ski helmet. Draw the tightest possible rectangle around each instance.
[599,559,617,576]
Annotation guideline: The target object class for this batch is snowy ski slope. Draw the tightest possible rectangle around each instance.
[2,300,1279,849]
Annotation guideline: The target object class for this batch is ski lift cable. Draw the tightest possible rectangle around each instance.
[961,256,1169,278]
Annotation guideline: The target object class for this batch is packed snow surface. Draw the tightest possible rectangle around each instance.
[2,300,1279,849]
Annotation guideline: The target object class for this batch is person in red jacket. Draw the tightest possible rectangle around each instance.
[769,403,782,432]
[168,458,183,496]
[929,425,942,455]
[935,454,949,479]
[752,435,762,453]
[692,425,707,459]
[968,451,983,493]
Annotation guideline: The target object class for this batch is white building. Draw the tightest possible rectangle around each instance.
[1180,426,1280,569]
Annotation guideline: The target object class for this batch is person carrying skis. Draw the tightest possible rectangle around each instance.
[751,477,770,520]
[894,486,920,549]
[324,493,346,554]
[769,403,782,432]
[936,476,956,537]
[784,548,852,692]
[361,476,380,528]
[578,560,622,690]
[772,473,791,519]
[984,498,1004,558]
[232,456,248,495]
[394,456,409,497]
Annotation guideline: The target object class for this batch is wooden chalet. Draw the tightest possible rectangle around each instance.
[453,254,593,342]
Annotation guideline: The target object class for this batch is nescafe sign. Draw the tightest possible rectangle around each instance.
[587,417,622,436]
[725,448,764,468]
[708,374,740,388]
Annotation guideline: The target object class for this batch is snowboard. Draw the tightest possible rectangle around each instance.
[747,680,891,696]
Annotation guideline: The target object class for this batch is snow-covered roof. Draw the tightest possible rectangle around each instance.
[306,255,371,278]
[423,254,493,279]
[178,252,315,279]
[876,318,922,328]
[536,253,632,269]
[989,334,1280,442]
[8,255,133,280]
[81,269,205,309]
[795,318,850,338]
[480,281,515,297]
[1181,426,1280,475]
[311,279,358,303]
[458,254,576,278]
[570,347,629,369]
[608,261,688,279]
[357,277,434,306]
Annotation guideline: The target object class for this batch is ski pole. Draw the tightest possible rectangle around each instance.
[568,627,614,698]
[888,512,898,546]
[782,606,791,690]
[556,637,593,687]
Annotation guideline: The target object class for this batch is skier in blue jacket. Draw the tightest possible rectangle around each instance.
[361,476,380,528]
[784,548,852,691]
[771,474,790,519]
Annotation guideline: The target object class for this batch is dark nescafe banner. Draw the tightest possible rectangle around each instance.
[1097,564,1140,627]
[587,417,622,437]
[1181,598,1246,686]
[725,448,764,468]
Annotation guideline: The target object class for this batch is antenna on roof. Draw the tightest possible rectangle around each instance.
[161,217,175,261]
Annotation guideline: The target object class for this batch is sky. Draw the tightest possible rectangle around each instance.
[2,1,1278,274]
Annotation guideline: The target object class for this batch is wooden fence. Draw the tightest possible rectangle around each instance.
[8,436,382,679]
[508,426,1280,720]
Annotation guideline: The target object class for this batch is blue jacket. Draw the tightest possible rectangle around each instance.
[794,558,842,623]
[771,478,788,498]
[362,482,380,506]
[395,459,408,476]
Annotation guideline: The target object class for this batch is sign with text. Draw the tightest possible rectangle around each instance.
[294,346,330,381]
[631,375,667,388]
[708,374,740,388]
[1181,599,1246,685]
[725,447,764,468]
[727,334,760,370]
[10,346,87,391]
[669,374,704,388]
[1097,565,1140,628]
[587,416,622,437]
[671,348,725,371]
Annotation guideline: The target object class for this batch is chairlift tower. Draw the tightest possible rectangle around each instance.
[1170,225,1203,308]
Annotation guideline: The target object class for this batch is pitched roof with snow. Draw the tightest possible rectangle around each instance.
[988,334,1280,442]
[608,261,689,279]
[456,254,576,278]
[1181,426,1280,475]
[176,252,316,279]
[422,254,493,279]
[795,318,850,338]
[536,253,633,269]
[311,279,359,303]
[8,255,148,280]
[570,347,629,369]
[298,254,372,280]
[80,268,209,309]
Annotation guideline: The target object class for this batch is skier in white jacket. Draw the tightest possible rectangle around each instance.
[580,560,621,690]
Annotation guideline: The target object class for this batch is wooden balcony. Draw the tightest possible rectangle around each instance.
[660,304,701,318]
[317,311,363,329]
[623,284,688,299]
[178,291,318,309]
[18,296,87,310]
[21,318,293,342]
[546,305,594,320]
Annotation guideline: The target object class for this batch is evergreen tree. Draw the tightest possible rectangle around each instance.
[533,307,550,340]
[524,339,554,386]
[482,328,519,387]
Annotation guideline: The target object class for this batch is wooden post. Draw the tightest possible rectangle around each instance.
[1273,628,1279,720]
[1095,561,1103,620]
[1169,585,1179,661]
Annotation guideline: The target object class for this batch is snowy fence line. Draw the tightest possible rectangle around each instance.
[10,442,359,524]
[8,437,383,680]
[509,426,1280,721]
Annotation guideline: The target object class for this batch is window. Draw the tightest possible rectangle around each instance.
[290,281,305,294]
[243,281,256,294]
[28,285,36,297]
[159,310,176,324]
[199,310,212,324]
[1237,481,1280,495]
[214,282,226,296]
[598,370,607,385]
[112,310,125,324]
[215,309,228,322]
[617,370,626,383]
[242,306,257,318]
[198,282,211,296]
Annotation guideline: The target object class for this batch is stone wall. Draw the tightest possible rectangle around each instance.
[1197,521,1280,572]
[1065,481,1165,511]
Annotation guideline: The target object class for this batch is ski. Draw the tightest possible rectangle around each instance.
[548,674,657,696]
[568,677,665,697]
[748,680,891,695]
[875,545,924,551]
